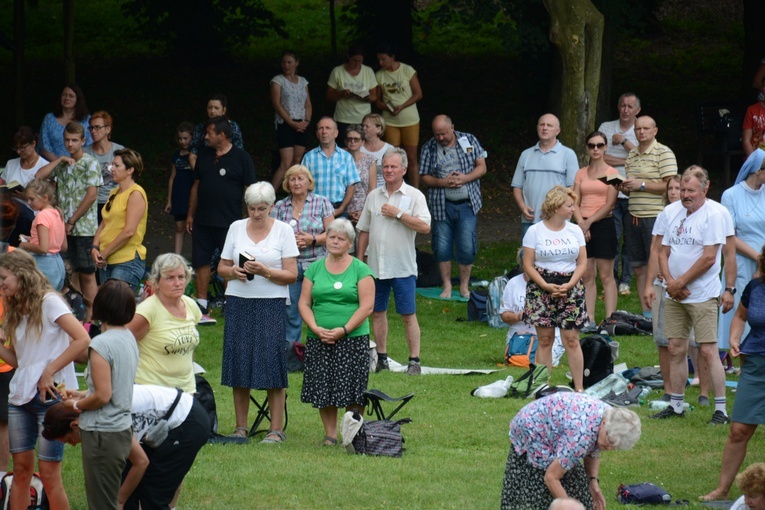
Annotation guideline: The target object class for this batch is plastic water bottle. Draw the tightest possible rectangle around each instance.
[648,400,691,411]
[584,374,629,399]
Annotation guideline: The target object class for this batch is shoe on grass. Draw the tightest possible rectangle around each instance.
[649,406,685,419]
[618,283,631,296]
[375,358,389,373]
[708,411,730,425]
[581,322,598,334]
[406,360,421,375]
[198,314,217,325]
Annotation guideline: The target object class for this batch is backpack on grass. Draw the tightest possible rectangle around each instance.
[508,363,549,398]
[467,289,489,322]
[504,333,538,368]
[0,471,48,510]
[580,335,614,388]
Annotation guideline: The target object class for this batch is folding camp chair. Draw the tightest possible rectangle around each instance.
[248,392,288,437]
[363,389,414,421]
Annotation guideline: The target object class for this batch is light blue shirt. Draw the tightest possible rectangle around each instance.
[511,140,579,224]
[301,145,360,204]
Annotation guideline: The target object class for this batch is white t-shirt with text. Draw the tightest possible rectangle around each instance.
[523,221,585,273]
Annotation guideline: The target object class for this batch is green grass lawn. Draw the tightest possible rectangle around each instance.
[55,241,761,509]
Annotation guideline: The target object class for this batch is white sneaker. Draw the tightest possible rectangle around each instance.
[618,283,631,296]
[198,314,217,325]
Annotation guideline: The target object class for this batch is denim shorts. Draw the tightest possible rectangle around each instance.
[106,251,146,290]
[9,393,65,461]
[31,253,65,291]
[431,201,478,265]
[374,275,417,315]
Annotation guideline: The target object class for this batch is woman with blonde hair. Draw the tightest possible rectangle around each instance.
[522,186,588,391]
[360,113,393,186]
[0,249,89,509]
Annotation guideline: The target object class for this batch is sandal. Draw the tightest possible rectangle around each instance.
[322,436,338,446]
[260,430,286,444]
[228,427,248,438]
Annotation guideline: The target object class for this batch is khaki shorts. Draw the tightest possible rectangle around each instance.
[664,297,719,343]
[385,123,420,147]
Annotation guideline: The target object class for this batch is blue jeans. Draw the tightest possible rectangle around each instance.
[431,201,478,265]
[9,392,65,461]
[32,253,65,291]
[612,198,632,285]
[286,264,306,342]
[105,252,146,290]
[521,222,532,242]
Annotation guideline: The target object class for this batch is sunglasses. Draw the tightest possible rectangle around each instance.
[346,137,362,143]
[587,143,606,149]
[104,193,116,212]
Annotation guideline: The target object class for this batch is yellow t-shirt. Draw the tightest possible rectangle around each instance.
[376,63,419,127]
[134,295,202,393]
[328,64,377,124]
[101,183,148,264]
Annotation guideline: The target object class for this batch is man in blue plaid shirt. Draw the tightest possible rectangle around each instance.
[419,115,487,298]
[301,117,359,217]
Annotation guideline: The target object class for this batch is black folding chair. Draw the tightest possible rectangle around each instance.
[248,392,288,437]
[363,389,414,421]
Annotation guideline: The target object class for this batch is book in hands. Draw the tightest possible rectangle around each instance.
[351,88,370,100]
[0,180,25,193]
[598,173,624,186]
[239,251,256,281]
[386,100,396,113]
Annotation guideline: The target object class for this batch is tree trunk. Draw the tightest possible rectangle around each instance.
[63,0,75,83]
[13,0,25,126]
[542,0,604,164]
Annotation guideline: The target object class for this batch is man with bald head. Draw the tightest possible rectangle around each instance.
[621,115,677,316]
[512,113,579,239]
[419,115,487,298]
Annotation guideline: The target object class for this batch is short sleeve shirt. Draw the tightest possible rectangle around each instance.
[625,140,678,218]
[511,141,579,224]
[271,193,334,270]
[376,63,419,127]
[193,146,257,228]
[271,75,309,125]
[327,64,378,124]
[510,392,606,471]
[743,102,765,152]
[523,221,585,273]
[134,295,202,393]
[740,278,765,355]
[305,257,374,337]
[52,153,103,236]
[661,201,726,303]
[301,145,360,204]
[84,141,124,203]
[221,219,299,299]
[1,156,49,188]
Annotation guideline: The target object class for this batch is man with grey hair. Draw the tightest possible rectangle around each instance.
[598,93,641,296]
[512,113,579,240]
[654,166,730,424]
[357,148,431,375]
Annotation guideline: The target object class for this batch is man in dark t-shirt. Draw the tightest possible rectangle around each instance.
[186,116,257,322]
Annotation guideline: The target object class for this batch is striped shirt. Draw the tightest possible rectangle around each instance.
[625,140,677,217]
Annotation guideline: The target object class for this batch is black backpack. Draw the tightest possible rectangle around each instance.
[580,335,614,388]
[467,289,488,322]
[194,374,219,436]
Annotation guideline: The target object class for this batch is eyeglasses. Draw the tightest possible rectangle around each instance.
[346,137,362,143]
[104,193,116,212]
[587,143,606,149]
[88,125,107,131]
[12,143,31,152]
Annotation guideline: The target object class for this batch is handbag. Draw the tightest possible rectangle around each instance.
[142,388,183,448]
[351,417,412,457]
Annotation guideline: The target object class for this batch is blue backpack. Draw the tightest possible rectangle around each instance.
[616,482,671,504]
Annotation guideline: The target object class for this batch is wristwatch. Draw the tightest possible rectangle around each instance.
[396,211,404,220]
[639,181,646,192]
[725,287,737,295]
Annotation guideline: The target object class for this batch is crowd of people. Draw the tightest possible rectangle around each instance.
[1,46,764,508]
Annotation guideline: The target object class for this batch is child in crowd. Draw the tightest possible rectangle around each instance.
[18,179,67,290]
[165,122,195,254]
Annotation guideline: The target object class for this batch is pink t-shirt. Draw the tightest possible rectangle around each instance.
[30,208,66,254]
[575,166,615,218]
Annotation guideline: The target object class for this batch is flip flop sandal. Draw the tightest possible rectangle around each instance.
[260,430,286,444]
[322,436,338,446]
